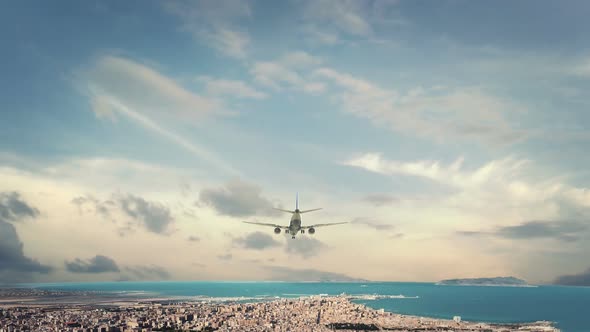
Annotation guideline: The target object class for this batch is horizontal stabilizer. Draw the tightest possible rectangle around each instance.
[273,207,295,214]
[300,208,322,214]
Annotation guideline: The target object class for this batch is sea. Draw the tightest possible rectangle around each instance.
[15,281,590,332]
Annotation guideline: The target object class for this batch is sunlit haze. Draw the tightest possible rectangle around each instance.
[2,0,590,286]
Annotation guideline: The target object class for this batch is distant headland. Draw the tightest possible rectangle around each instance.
[436,276,532,287]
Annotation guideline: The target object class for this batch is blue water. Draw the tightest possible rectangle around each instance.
[18,282,590,332]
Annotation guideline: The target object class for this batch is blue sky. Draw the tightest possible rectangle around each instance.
[2,0,590,285]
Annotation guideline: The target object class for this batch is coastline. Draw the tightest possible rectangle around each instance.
[0,289,560,331]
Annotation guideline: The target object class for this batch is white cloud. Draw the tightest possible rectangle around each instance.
[199,76,267,99]
[301,25,342,45]
[82,56,238,176]
[91,95,240,176]
[303,82,326,94]
[303,0,372,37]
[315,67,526,144]
[164,0,251,59]
[343,153,588,221]
[301,0,402,45]
[344,153,530,190]
[569,57,590,77]
[251,62,304,90]
[250,51,324,92]
[204,27,250,59]
[86,56,221,120]
[280,51,323,68]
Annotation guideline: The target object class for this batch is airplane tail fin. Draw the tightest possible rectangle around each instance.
[273,193,321,214]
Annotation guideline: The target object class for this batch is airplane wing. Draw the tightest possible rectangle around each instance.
[242,221,289,229]
[301,222,348,229]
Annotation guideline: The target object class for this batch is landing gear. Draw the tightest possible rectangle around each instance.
[301,229,305,234]
[291,236,295,239]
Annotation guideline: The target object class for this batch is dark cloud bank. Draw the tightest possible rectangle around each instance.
[458,219,590,286]
[0,192,51,283]
[65,255,120,273]
[65,254,170,281]
[554,268,590,286]
[458,220,588,242]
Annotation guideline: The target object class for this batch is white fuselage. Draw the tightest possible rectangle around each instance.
[288,211,302,238]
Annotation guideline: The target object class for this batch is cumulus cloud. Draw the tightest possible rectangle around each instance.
[71,193,174,234]
[344,153,530,189]
[264,266,366,282]
[344,153,561,215]
[233,232,281,250]
[164,0,251,58]
[554,267,590,286]
[285,237,325,259]
[65,255,120,274]
[347,152,590,250]
[0,192,39,222]
[199,179,279,217]
[72,195,115,219]
[118,194,174,234]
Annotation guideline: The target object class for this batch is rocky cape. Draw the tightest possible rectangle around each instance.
[436,276,533,287]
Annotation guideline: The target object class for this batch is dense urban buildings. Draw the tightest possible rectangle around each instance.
[0,290,558,332]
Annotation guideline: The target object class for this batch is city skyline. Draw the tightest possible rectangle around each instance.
[2,0,590,285]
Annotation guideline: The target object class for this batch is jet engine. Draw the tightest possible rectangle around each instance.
[308,227,315,234]
[274,227,281,234]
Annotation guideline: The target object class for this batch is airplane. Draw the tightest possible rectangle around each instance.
[242,194,348,239]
